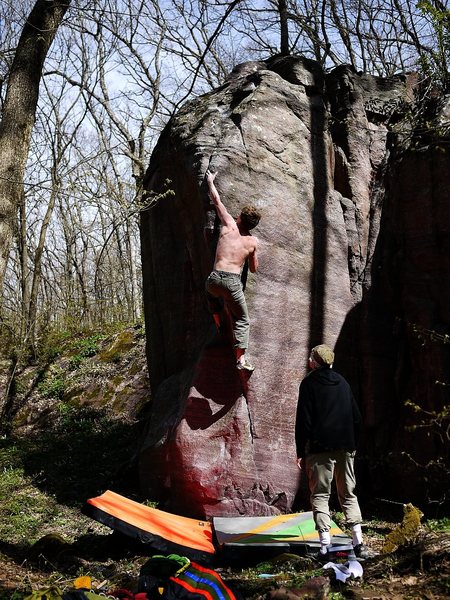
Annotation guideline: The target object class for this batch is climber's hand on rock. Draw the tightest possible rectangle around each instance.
[206,169,217,182]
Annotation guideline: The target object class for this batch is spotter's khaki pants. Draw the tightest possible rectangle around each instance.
[305,450,362,532]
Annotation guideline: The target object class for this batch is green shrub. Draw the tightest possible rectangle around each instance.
[426,517,450,532]
[38,370,66,399]
[68,354,84,370]
[75,335,104,358]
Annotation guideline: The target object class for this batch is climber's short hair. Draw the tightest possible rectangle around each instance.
[240,205,261,230]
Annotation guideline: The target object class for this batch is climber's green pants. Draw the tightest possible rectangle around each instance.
[206,269,249,350]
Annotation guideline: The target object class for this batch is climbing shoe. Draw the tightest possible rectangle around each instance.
[212,313,222,332]
[236,359,254,372]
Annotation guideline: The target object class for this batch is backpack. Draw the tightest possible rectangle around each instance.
[139,554,238,600]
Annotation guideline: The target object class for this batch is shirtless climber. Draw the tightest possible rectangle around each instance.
[205,169,261,372]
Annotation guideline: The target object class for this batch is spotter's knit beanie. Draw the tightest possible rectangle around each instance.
[311,344,335,366]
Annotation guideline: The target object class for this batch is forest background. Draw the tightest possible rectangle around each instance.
[1,0,449,366]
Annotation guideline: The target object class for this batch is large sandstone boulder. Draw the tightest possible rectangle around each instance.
[139,55,449,517]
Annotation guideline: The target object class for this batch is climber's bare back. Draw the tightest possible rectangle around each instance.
[206,169,258,274]
[214,225,258,274]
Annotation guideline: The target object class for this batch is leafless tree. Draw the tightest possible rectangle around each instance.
[0,0,71,292]
[1,0,448,361]
[227,0,446,77]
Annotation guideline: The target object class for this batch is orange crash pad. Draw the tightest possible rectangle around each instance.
[84,490,215,563]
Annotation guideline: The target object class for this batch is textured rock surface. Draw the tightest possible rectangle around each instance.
[139,56,449,517]
[354,109,450,504]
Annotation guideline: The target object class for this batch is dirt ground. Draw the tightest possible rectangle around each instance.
[0,525,448,599]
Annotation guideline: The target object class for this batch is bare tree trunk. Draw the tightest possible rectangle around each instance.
[0,0,70,291]
[278,0,290,55]
[27,185,59,355]
[126,220,141,322]
[16,190,30,342]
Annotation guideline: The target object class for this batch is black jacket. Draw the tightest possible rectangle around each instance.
[295,366,362,458]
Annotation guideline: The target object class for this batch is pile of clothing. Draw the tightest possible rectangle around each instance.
[25,554,240,600]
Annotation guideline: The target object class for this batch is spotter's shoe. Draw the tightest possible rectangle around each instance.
[309,544,354,563]
[308,549,331,563]
[353,543,373,560]
[236,358,255,372]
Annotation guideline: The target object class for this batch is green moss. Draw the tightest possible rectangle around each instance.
[127,361,142,377]
[99,331,135,362]
[382,503,424,553]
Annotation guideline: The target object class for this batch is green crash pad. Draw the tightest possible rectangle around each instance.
[213,511,352,562]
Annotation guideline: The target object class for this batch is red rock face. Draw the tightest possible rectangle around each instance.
[139,56,449,517]
[356,143,450,504]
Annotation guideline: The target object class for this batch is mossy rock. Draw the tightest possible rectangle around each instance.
[382,503,424,553]
[28,533,71,561]
[99,331,135,362]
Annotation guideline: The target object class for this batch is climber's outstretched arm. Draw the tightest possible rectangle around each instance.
[206,170,236,228]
